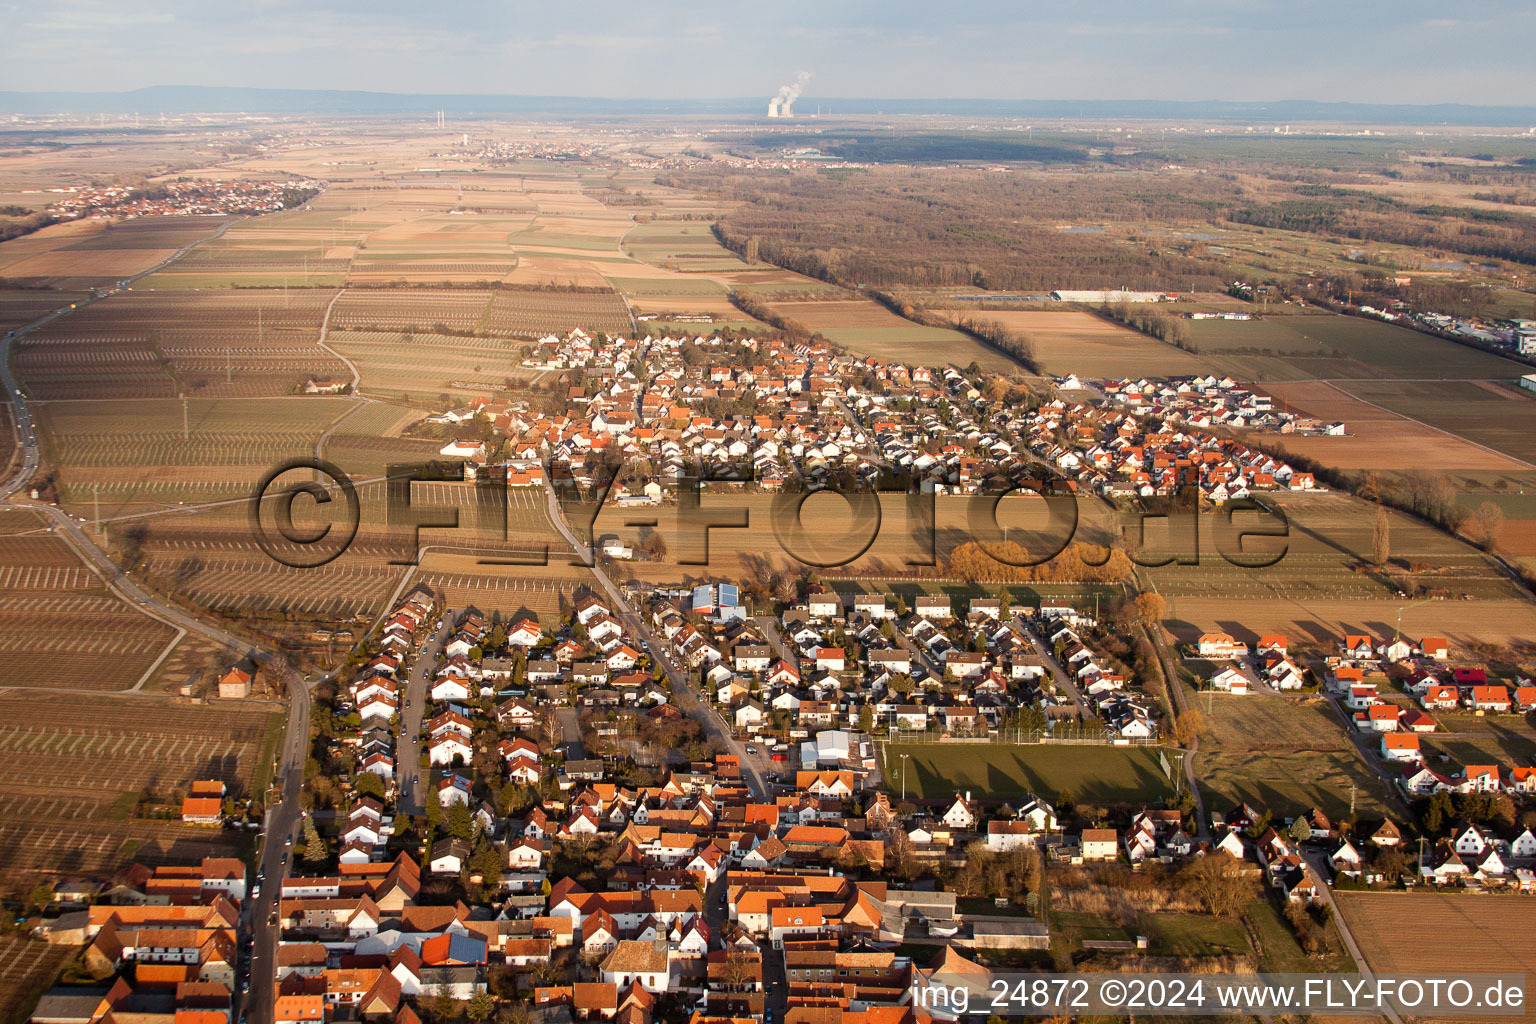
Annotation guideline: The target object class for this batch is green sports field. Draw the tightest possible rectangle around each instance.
[881,742,1176,804]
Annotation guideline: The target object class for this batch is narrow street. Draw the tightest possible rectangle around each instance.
[1021,622,1093,717]
[396,612,456,816]
[542,479,769,800]
[0,227,316,1024]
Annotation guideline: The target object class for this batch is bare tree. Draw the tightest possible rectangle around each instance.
[1471,501,1505,552]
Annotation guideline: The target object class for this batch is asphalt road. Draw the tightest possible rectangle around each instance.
[1021,622,1093,717]
[0,217,317,1024]
[541,479,769,800]
[396,613,455,816]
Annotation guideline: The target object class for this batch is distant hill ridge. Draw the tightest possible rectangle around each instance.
[2,87,1536,125]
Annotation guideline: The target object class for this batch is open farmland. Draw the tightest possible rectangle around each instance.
[587,489,1122,587]
[1336,891,1536,1007]
[621,220,751,272]
[1143,492,1524,606]
[767,297,1014,370]
[880,742,1175,804]
[0,289,90,334]
[16,289,346,400]
[38,397,350,511]
[1333,379,1536,465]
[1180,311,1532,383]
[0,509,179,691]
[417,567,593,617]
[483,287,633,337]
[324,331,532,399]
[0,692,282,888]
[0,216,232,288]
[1260,380,1528,471]
[330,288,492,333]
[1194,691,1391,819]
[0,935,77,1024]
[931,308,1205,377]
[1163,595,1536,651]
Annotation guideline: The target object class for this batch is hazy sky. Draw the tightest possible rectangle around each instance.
[2,0,1532,105]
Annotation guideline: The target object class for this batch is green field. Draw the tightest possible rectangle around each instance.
[605,276,728,296]
[1337,379,1536,463]
[1182,312,1530,383]
[1052,910,1249,958]
[137,272,349,289]
[882,742,1175,803]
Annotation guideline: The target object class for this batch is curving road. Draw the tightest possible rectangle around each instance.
[0,217,316,1024]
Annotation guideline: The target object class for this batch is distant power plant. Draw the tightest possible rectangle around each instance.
[767,71,811,117]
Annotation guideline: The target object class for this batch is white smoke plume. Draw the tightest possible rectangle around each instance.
[773,71,812,114]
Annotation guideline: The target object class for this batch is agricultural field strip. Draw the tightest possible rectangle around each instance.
[0,565,99,588]
[44,478,550,537]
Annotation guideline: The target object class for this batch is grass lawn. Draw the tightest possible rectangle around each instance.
[1243,900,1312,972]
[1243,900,1354,973]
[1197,748,1391,820]
[1422,729,1536,767]
[882,742,1175,804]
[1051,910,1246,957]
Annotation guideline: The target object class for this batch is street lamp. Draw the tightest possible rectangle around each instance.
[899,753,910,803]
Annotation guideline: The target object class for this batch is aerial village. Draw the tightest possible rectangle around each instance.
[25,328,1536,1024]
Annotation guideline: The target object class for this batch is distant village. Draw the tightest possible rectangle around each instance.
[21,327,1536,1024]
[27,564,1536,1024]
[42,179,322,221]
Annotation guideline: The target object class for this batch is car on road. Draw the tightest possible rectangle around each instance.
[745,744,757,754]
[284,835,292,846]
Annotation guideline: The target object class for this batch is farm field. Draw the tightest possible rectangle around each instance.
[1421,729,1536,769]
[930,308,1205,377]
[1336,891,1536,986]
[879,742,1175,804]
[1334,379,1536,465]
[1143,491,1525,613]
[0,692,282,889]
[16,288,346,400]
[0,216,232,289]
[0,288,90,333]
[483,287,633,338]
[621,220,750,272]
[768,298,1019,371]
[0,509,179,691]
[1194,691,1391,819]
[0,935,77,1024]
[1260,380,1529,471]
[1161,595,1536,651]
[589,489,1122,586]
[325,331,532,399]
[330,288,492,333]
[1180,310,1531,383]
[38,396,350,511]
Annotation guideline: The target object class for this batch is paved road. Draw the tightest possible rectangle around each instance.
[1142,619,1210,843]
[753,616,800,668]
[556,706,586,759]
[1021,621,1093,717]
[0,217,319,1024]
[541,479,768,800]
[396,613,455,816]
[1317,687,1413,818]
[1302,849,1406,1024]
